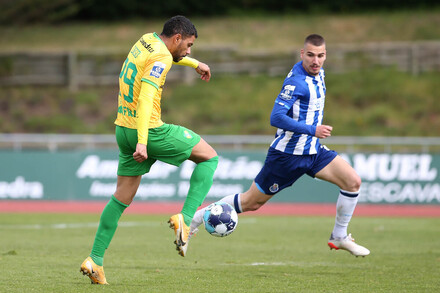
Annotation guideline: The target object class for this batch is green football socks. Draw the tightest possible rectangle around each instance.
[89,157,218,264]
[90,195,128,266]
[181,156,219,226]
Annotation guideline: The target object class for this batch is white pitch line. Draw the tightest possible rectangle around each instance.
[0,221,159,230]
[0,218,256,230]
[226,261,366,267]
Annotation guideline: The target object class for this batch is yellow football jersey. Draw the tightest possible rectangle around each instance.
[114,32,172,131]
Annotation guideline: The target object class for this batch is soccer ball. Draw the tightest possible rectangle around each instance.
[203,202,238,237]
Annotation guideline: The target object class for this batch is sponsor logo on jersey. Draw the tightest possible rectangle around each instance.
[314,97,325,111]
[269,183,279,193]
[140,38,154,53]
[279,85,296,100]
[150,62,166,78]
[118,106,136,117]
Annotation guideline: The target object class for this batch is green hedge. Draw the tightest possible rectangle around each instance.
[2,69,439,136]
[1,0,438,24]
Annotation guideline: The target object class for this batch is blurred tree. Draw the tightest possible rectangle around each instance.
[0,0,82,24]
[0,0,438,24]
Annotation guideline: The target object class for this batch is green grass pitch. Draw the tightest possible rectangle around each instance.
[0,213,439,292]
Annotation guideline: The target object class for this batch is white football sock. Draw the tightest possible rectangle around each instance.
[332,189,359,239]
[190,193,241,232]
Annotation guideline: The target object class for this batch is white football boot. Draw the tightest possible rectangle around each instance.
[328,233,370,257]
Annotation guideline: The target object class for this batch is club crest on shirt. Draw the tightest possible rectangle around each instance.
[269,183,279,193]
[130,46,141,58]
[183,130,193,139]
[150,62,166,78]
[279,85,296,100]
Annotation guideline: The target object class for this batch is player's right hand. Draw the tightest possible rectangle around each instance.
[133,143,148,162]
[315,125,333,138]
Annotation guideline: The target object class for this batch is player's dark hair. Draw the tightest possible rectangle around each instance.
[161,15,198,39]
[304,34,325,46]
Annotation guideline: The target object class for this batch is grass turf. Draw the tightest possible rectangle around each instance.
[0,213,439,292]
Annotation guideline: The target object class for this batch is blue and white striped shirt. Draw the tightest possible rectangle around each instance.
[270,61,326,155]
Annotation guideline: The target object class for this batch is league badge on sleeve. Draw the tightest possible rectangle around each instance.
[279,85,296,100]
[150,62,166,78]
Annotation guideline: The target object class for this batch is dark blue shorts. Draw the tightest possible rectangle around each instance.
[254,145,338,195]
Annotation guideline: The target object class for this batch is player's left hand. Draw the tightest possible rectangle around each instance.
[195,62,211,82]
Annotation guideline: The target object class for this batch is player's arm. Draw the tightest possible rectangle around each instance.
[133,81,157,163]
[173,56,211,82]
[270,81,333,138]
[270,101,316,135]
[173,56,199,68]
[134,54,171,162]
[270,102,332,138]
[269,81,315,135]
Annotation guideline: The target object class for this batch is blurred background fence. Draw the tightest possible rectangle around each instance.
[1,133,440,153]
[1,41,439,91]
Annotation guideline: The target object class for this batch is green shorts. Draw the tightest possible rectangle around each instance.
[116,124,201,176]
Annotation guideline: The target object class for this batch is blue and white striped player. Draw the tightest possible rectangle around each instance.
[187,34,369,257]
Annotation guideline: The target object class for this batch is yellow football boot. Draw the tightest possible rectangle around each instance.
[80,256,108,284]
[168,214,190,257]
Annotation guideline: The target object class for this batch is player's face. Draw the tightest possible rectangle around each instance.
[300,43,326,76]
[172,35,195,62]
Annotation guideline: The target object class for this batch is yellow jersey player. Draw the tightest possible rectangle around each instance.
[80,15,218,285]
